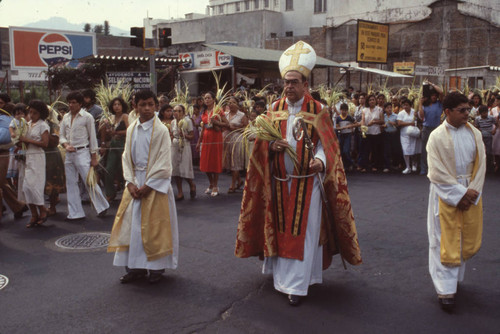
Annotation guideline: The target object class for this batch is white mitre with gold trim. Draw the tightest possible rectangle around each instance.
[279,41,317,78]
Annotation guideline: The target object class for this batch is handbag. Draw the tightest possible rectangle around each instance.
[407,125,421,138]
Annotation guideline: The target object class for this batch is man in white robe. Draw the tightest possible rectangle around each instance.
[426,91,486,310]
[108,90,178,284]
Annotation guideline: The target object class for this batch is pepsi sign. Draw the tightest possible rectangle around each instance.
[9,27,96,81]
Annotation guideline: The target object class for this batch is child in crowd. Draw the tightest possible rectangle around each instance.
[335,103,356,171]
[474,105,496,172]
[382,102,401,172]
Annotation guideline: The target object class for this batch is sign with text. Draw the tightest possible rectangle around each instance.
[179,51,233,70]
[106,72,151,91]
[356,20,389,64]
[414,65,444,77]
[9,27,95,81]
[393,62,415,75]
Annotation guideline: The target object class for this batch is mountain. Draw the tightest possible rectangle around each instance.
[23,17,129,36]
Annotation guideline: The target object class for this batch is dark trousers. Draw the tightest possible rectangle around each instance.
[339,133,353,168]
[361,134,384,170]
[383,131,401,169]
[420,126,437,174]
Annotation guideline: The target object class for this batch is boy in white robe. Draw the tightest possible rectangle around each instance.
[426,91,485,310]
[108,90,178,284]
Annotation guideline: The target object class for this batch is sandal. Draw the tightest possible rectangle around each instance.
[26,217,38,228]
[47,207,57,217]
[36,215,48,227]
[175,195,184,201]
[204,187,213,194]
[236,180,244,190]
[211,187,219,197]
[228,187,235,193]
[190,186,196,199]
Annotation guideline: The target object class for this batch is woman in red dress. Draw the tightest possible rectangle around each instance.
[196,92,228,196]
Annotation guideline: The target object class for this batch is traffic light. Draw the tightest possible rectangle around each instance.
[159,28,172,48]
[130,27,144,47]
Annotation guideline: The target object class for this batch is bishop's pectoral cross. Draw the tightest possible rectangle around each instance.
[284,41,311,66]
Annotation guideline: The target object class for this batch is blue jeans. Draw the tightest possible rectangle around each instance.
[339,133,353,168]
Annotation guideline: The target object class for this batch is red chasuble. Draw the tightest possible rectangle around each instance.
[235,94,362,269]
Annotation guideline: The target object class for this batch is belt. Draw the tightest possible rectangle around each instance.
[273,173,316,182]
[74,145,89,150]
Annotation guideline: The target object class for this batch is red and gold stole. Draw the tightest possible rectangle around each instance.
[271,96,321,260]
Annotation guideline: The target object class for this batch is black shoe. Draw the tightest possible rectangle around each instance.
[288,294,301,306]
[14,210,24,219]
[148,272,164,284]
[97,209,107,218]
[438,296,455,311]
[120,270,147,284]
[65,216,85,222]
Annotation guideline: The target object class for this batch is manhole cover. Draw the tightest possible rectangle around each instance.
[55,232,110,250]
[0,275,8,290]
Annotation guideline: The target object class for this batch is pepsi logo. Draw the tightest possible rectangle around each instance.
[38,33,73,66]
[179,53,193,69]
[217,52,231,66]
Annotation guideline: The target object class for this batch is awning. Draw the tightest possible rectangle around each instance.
[445,65,500,72]
[349,66,413,78]
[178,65,233,74]
[203,43,344,68]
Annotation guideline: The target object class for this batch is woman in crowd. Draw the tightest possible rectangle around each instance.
[102,97,129,202]
[397,98,420,174]
[360,94,384,172]
[196,92,228,197]
[171,104,196,200]
[158,104,174,131]
[353,93,366,169]
[190,104,202,166]
[18,100,50,227]
[469,93,483,119]
[44,107,66,216]
[223,96,248,193]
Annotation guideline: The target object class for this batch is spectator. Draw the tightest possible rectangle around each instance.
[490,94,500,173]
[44,107,66,217]
[171,104,196,200]
[335,103,356,171]
[474,105,496,172]
[360,94,384,172]
[17,100,50,227]
[82,88,103,139]
[190,104,202,166]
[418,82,443,175]
[382,102,400,172]
[223,96,248,192]
[196,92,228,197]
[398,98,420,174]
[102,97,129,202]
[59,91,109,220]
[158,104,174,131]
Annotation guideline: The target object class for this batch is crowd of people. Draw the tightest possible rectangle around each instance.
[0,39,496,310]
[1,79,499,227]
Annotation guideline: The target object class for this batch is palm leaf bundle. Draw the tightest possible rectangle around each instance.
[95,79,133,128]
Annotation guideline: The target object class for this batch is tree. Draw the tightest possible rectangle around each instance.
[104,21,111,36]
[84,23,91,32]
[93,25,103,34]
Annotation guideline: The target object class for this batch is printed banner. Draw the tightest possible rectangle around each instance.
[9,27,96,81]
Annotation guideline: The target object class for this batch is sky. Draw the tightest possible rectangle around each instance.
[0,0,209,32]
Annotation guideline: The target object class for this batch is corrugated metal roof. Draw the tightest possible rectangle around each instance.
[203,43,344,68]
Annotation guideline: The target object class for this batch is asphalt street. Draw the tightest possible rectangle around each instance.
[0,170,499,334]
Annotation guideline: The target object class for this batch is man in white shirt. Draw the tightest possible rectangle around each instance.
[59,91,109,220]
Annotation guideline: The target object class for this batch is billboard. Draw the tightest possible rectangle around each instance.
[356,20,389,64]
[393,62,415,75]
[9,27,96,81]
[178,51,233,70]
[106,72,151,91]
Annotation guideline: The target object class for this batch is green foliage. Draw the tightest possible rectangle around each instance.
[84,23,91,32]
[47,63,106,91]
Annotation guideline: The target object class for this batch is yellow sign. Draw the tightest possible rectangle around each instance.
[356,20,389,64]
[393,62,415,75]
